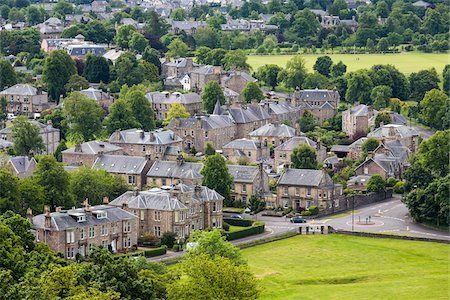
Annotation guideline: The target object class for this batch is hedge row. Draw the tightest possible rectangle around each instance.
[225,221,265,241]
[144,246,167,257]
[223,218,253,227]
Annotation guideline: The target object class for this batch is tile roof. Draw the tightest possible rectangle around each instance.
[92,155,148,174]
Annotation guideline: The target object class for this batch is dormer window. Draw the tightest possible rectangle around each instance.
[97,211,107,219]
[77,215,86,223]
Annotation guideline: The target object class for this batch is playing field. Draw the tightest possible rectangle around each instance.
[247,53,449,75]
[242,234,449,300]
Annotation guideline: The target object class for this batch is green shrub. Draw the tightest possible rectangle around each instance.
[386,177,398,187]
[223,218,253,227]
[225,221,265,241]
[222,222,230,231]
[160,231,176,248]
[393,181,405,194]
[308,206,319,215]
[144,246,167,258]
[172,244,179,252]
[300,210,312,216]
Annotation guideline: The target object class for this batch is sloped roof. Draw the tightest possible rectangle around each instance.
[7,156,36,176]
[168,115,234,130]
[110,190,187,211]
[147,160,204,179]
[249,123,295,138]
[278,168,333,188]
[62,140,122,155]
[368,124,419,139]
[223,138,262,150]
[80,87,113,101]
[108,129,182,145]
[348,104,373,117]
[227,105,270,124]
[275,136,317,151]
[92,155,148,175]
[0,120,59,134]
[32,205,136,231]
[146,91,201,105]
[297,89,339,102]
[227,165,259,183]
[0,84,46,96]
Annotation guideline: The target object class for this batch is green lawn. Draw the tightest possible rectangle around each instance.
[242,234,449,300]
[247,53,448,75]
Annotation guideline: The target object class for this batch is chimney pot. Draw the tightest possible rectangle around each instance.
[103,196,109,204]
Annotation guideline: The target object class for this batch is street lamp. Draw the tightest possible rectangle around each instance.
[351,196,355,232]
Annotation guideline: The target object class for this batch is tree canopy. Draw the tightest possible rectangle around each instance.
[11,116,45,156]
[201,154,233,206]
[290,144,318,169]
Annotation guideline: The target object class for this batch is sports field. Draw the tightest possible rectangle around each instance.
[242,234,449,300]
[247,53,448,75]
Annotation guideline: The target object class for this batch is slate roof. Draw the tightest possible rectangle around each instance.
[62,140,122,155]
[275,136,317,151]
[249,123,295,138]
[178,184,225,202]
[223,138,262,150]
[32,205,136,231]
[0,120,59,134]
[108,129,182,145]
[168,115,234,130]
[7,156,36,176]
[147,160,204,180]
[262,100,299,115]
[368,124,419,139]
[110,189,187,211]
[297,89,339,102]
[348,104,373,117]
[146,91,201,104]
[278,168,334,188]
[357,153,400,175]
[0,139,13,150]
[227,105,270,124]
[222,71,257,84]
[348,175,371,186]
[80,87,113,101]
[92,155,148,175]
[171,20,208,31]
[0,84,46,96]
[227,165,259,183]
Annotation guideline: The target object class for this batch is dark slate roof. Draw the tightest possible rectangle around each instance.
[330,145,350,152]
[348,104,373,117]
[92,155,148,174]
[227,105,270,124]
[249,123,295,138]
[80,87,113,101]
[0,84,46,96]
[297,89,339,102]
[368,124,419,139]
[147,160,204,179]
[32,205,136,231]
[167,115,234,130]
[146,91,201,105]
[108,128,182,145]
[278,169,333,188]
[7,156,36,175]
[62,140,122,155]
[222,71,256,84]
[261,100,299,115]
[223,138,262,150]
[275,136,317,151]
[227,165,259,183]
[0,120,59,134]
[110,189,187,211]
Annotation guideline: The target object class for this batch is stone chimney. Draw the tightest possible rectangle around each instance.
[176,154,184,166]
[102,196,109,204]
[194,184,201,195]
[74,143,82,153]
[26,208,33,224]
[55,206,62,213]
[149,132,155,142]
[137,129,145,139]
[83,198,91,212]
[122,199,128,210]
[367,151,374,159]
[44,206,51,228]
[133,186,139,196]
[28,150,34,160]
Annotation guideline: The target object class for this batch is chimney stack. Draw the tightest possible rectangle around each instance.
[176,154,184,166]
[55,206,62,213]
[83,198,91,212]
[149,132,155,141]
[44,206,51,228]
[74,143,82,152]
[26,208,33,224]
[122,200,128,210]
[133,186,139,196]
[103,196,109,204]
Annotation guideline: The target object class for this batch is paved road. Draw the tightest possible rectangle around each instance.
[319,196,449,241]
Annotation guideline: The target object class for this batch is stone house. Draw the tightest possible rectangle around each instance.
[146,157,204,187]
[170,20,208,35]
[62,140,123,167]
[1,155,37,179]
[260,100,302,125]
[342,104,376,140]
[293,88,340,124]
[355,152,402,180]
[276,168,340,210]
[249,123,296,148]
[331,137,368,160]
[222,103,271,139]
[222,138,269,164]
[367,124,420,153]
[189,65,222,92]
[0,84,53,116]
[146,91,202,121]
[36,17,65,39]
[162,58,196,79]
[108,128,183,160]
[110,184,223,240]
[30,202,138,259]
[227,164,270,206]
[274,136,324,171]
[167,114,235,152]
[0,120,60,155]
[80,87,114,112]
[221,70,257,96]
[92,154,152,188]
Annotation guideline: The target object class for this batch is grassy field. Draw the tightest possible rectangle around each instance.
[242,234,449,300]
[247,53,448,75]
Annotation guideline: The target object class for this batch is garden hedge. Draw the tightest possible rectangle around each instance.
[144,246,167,258]
[225,221,265,241]
[223,218,253,227]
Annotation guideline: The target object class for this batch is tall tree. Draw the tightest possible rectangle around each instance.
[282,56,308,89]
[119,85,156,131]
[256,64,282,90]
[420,89,448,130]
[83,54,110,83]
[0,169,20,213]
[313,56,333,77]
[222,50,251,71]
[63,92,104,142]
[104,99,139,133]
[114,25,137,49]
[167,38,189,58]
[202,81,225,114]
[417,130,449,177]
[408,69,440,102]
[0,60,17,91]
[345,70,374,104]
[64,74,89,92]
[201,154,233,206]
[142,46,161,74]
[11,116,45,155]
[163,103,190,125]
[443,65,450,96]
[331,61,347,78]
[129,32,149,53]
[242,82,264,103]
[298,110,316,132]
[42,50,76,102]
[290,144,317,169]
[371,85,392,109]
[35,155,73,209]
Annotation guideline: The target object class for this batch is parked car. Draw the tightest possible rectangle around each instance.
[244,208,251,214]
[290,216,307,223]
[230,214,243,219]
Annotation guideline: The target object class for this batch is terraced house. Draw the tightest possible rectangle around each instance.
[109,184,223,240]
[0,84,53,116]
[30,202,138,259]
[146,156,204,187]
[146,91,202,121]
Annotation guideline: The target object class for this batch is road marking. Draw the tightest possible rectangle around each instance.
[380,216,405,222]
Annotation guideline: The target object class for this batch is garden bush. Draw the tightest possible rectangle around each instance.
[393,181,405,194]
[144,246,167,258]
[300,210,312,216]
[308,206,319,215]
[386,177,398,187]
[223,218,253,227]
[225,221,265,241]
[160,231,176,248]
[222,222,230,231]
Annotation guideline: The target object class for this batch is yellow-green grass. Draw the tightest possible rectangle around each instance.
[248,53,448,75]
[242,234,449,300]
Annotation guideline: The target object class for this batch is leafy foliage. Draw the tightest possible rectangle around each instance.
[290,144,317,169]
[11,116,45,155]
[201,154,233,206]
